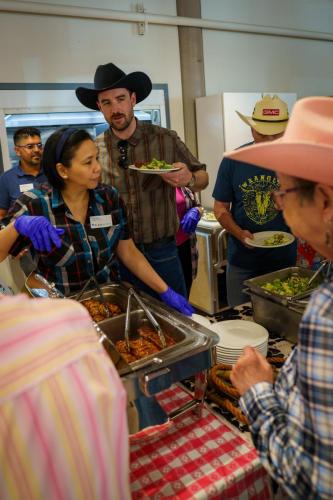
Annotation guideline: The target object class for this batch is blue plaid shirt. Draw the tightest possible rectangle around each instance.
[7,183,129,296]
[240,276,333,499]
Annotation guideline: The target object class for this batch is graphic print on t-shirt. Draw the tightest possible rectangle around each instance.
[239,174,279,225]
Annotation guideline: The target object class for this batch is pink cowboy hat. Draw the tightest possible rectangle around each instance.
[228,96,333,186]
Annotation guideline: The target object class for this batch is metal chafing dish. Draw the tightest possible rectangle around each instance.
[244,266,324,343]
[79,284,219,419]
[25,274,219,428]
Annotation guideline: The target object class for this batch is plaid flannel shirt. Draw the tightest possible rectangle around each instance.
[96,120,205,244]
[6,183,129,296]
[240,276,333,499]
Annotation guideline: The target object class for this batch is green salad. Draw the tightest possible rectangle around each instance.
[263,233,290,246]
[138,158,173,170]
[261,275,312,297]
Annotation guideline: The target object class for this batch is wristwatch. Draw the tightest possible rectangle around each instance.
[186,174,196,188]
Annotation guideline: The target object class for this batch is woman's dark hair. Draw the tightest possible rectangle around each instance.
[41,127,93,189]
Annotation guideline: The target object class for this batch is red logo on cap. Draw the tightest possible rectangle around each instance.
[263,108,280,116]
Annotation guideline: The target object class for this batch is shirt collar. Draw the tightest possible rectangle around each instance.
[51,186,105,209]
[16,162,43,178]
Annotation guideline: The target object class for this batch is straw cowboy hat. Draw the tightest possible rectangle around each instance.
[236,94,289,136]
[227,96,333,186]
[76,63,152,110]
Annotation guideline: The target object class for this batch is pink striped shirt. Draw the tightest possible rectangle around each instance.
[0,294,131,500]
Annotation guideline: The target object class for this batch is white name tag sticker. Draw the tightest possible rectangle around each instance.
[90,214,113,228]
[19,183,34,193]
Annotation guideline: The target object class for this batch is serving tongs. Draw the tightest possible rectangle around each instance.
[75,274,111,318]
[124,287,167,352]
[307,259,330,288]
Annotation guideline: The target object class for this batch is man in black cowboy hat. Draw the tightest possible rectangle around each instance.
[76,63,208,299]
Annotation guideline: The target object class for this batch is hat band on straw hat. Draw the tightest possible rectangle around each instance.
[252,117,289,123]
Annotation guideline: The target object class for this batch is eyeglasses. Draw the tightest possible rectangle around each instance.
[271,187,301,210]
[16,143,43,151]
[117,140,129,169]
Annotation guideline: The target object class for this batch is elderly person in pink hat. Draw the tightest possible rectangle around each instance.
[213,95,297,307]
[229,97,333,498]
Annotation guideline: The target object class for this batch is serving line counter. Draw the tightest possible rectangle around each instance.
[24,275,285,499]
[128,302,296,499]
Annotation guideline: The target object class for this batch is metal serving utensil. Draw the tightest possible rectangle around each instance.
[75,275,110,318]
[307,259,329,288]
[124,287,167,352]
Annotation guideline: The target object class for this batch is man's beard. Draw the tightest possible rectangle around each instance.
[29,156,41,167]
[109,110,134,131]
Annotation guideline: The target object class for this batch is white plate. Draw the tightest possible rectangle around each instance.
[128,165,180,174]
[216,340,267,352]
[216,345,267,364]
[202,212,218,223]
[191,314,212,328]
[210,320,268,349]
[244,231,295,248]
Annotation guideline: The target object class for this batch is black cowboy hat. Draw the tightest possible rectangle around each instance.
[76,62,152,110]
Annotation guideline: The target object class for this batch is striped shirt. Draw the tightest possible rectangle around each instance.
[240,276,333,499]
[96,120,205,244]
[7,183,129,296]
[0,294,131,500]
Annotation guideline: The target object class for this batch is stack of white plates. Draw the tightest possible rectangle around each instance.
[209,320,269,365]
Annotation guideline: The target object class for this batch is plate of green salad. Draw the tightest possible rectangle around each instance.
[245,231,295,248]
[129,158,180,174]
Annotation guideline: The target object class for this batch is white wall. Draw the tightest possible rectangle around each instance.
[0,1,185,138]
[201,0,333,97]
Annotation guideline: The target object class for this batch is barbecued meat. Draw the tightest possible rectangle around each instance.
[81,299,122,322]
[138,325,176,349]
[116,338,160,362]
[115,325,176,363]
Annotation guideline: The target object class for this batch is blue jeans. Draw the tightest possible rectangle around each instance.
[226,264,260,307]
[119,238,187,299]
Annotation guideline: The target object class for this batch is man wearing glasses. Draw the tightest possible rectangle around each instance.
[0,127,47,220]
[76,63,208,299]
[213,95,297,307]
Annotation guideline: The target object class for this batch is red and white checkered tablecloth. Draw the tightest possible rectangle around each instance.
[130,385,273,499]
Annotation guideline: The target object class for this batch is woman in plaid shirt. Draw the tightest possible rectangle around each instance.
[0,127,193,315]
[229,97,333,498]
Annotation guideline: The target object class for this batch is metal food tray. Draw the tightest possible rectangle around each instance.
[74,283,219,403]
[244,267,323,342]
[74,283,133,316]
[244,266,323,306]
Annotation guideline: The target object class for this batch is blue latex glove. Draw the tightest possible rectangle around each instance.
[14,215,64,252]
[159,287,194,316]
[180,207,201,234]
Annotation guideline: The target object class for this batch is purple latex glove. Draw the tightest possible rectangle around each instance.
[14,215,64,252]
[159,287,194,316]
[180,207,201,234]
